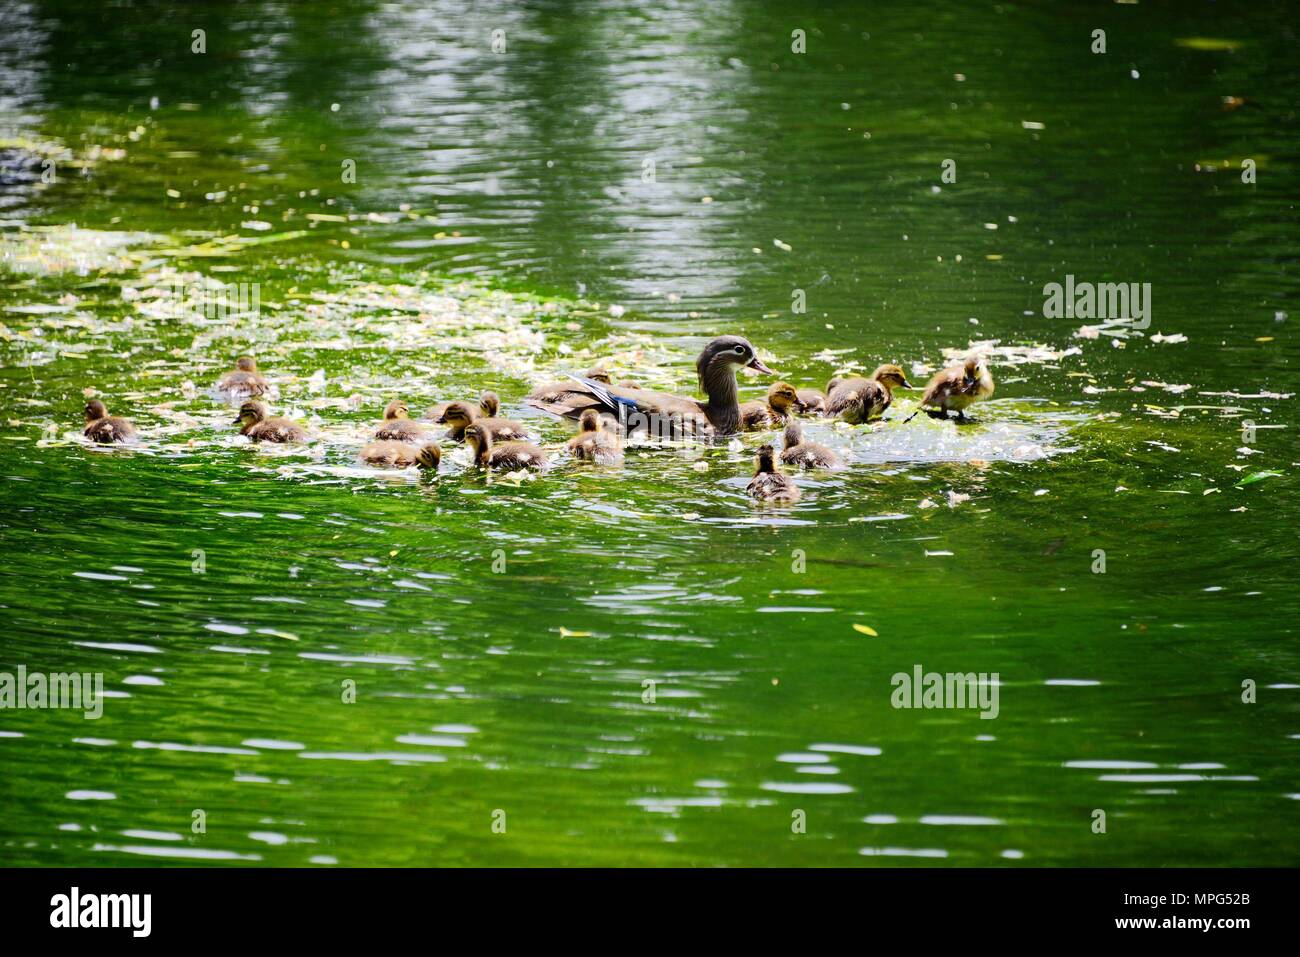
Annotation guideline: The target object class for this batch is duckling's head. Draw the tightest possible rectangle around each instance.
[478,391,500,417]
[963,355,989,385]
[584,367,612,384]
[783,420,804,449]
[754,443,778,473]
[767,381,802,412]
[873,363,913,389]
[462,423,491,463]
[383,399,410,421]
[233,400,268,427]
[578,409,601,433]
[438,401,478,427]
[84,399,108,422]
[235,356,258,372]
[415,442,442,471]
[697,335,774,388]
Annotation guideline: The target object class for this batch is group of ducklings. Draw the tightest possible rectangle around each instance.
[82,337,995,503]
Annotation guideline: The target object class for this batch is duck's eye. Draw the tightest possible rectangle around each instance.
[733,345,747,355]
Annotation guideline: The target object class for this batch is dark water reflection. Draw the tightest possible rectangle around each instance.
[0,0,1297,865]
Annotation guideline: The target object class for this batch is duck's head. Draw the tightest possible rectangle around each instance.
[478,391,500,417]
[578,409,601,433]
[235,356,258,372]
[767,381,802,412]
[438,401,478,427]
[754,443,778,473]
[783,420,804,449]
[233,400,268,427]
[872,363,913,390]
[462,423,491,464]
[416,442,442,471]
[383,399,410,421]
[84,399,108,422]
[584,367,612,385]
[697,335,774,389]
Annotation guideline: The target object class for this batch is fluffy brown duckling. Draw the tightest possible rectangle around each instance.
[463,423,548,473]
[216,356,271,397]
[359,440,442,470]
[234,400,306,443]
[566,409,624,464]
[780,421,843,469]
[527,335,774,438]
[826,364,913,424]
[437,400,530,443]
[83,399,136,443]
[425,391,495,423]
[906,356,995,422]
[795,387,828,416]
[746,444,801,503]
[739,381,802,430]
[374,399,426,441]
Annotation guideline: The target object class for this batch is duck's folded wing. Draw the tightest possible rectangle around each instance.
[528,374,657,420]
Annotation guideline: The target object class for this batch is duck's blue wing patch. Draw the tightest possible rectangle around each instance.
[567,374,639,415]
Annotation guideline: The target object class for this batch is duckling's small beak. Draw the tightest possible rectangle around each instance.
[900,379,914,390]
[231,414,243,425]
[747,356,776,375]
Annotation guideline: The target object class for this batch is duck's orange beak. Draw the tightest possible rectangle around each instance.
[747,356,775,375]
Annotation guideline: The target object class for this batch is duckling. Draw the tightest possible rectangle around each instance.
[463,423,548,473]
[746,444,801,503]
[374,399,426,441]
[780,421,843,469]
[83,399,136,444]
[905,356,995,422]
[826,364,913,423]
[795,387,829,416]
[234,400,306,443]
[437,400,530,443]
[739,381,803,430]
[425,391,495,424]
[215,356,271,397]
[359,440,442,470]
[566,409,624,464]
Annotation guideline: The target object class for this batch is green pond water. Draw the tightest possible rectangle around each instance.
[0,0,1297,866]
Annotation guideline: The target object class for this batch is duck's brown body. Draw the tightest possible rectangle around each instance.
[795,388,828,416]
[739,382,801,431]
[216,356,270,397]
[83,400,136,443]
[235,401,306,443]
[359,440,420,467]
[566,410,623,464]
[826,364,911,424]
[359,440,442,470]
[437,400,530,443]
[464,424,548,473]
[915,357,995,419]
[527,336,774,438]
[746,445,801,503]
[780,421,842,469]
[374,400,425,441]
